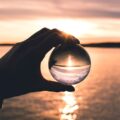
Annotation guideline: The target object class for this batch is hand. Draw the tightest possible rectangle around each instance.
[0,28,80,99]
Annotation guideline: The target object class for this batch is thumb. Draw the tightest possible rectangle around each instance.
[43,81,75,92]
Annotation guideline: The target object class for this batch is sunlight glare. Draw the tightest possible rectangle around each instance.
[60,92,79,120]
[67,55,73,67]
[36,19,96,38]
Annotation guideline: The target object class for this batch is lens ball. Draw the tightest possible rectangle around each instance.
[49,43,91,85]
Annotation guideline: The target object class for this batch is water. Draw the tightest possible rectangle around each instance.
[50,65,90,85]
[0,46,120,120]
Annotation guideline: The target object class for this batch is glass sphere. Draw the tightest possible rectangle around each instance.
[49,43,91,85]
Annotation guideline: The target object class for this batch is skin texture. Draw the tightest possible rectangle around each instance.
[0,28,80,101]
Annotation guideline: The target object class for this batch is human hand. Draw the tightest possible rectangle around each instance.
[0,28,80,99]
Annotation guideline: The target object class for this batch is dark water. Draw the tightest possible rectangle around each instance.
[0,47,120,120]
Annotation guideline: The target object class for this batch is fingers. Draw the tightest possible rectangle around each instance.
[39,28,80,48]
[30,33,61,61]
[21,28,80,61]
[43,81,75,92]
[32,28,80,57]
[25,28,50,43]
[19,28,52,52]
[25,28,80,48]
[51,29,80,44]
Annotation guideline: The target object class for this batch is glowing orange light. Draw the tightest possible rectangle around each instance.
[67,56,73,67]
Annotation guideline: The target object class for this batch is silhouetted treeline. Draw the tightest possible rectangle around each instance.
[82,43,120,48]
[0,43,15,46]
[0,42,120,48]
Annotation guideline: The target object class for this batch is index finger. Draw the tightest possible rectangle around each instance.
[52,29,80,44]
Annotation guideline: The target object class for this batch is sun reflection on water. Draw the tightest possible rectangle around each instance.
[60,91,79,120]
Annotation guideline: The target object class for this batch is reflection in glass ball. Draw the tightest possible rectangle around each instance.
[49,43,91,85]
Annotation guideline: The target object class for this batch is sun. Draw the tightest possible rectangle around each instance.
[67,55,73,67]
[53,19,93,37]
[36,19,95,38]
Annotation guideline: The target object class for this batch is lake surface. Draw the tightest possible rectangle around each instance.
[0,46,120,120]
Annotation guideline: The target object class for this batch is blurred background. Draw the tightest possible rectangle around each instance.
[0,0,120,120]
[0,0,120,44]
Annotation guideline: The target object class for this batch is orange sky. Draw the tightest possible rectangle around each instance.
[0,0,120,44]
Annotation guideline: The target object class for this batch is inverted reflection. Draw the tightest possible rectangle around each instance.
[49,44,91,85]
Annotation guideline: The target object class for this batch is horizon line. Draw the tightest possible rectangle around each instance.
[0,42,120,48]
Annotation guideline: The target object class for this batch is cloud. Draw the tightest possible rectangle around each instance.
[0,0,120,20]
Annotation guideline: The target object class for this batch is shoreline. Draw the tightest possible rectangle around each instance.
[0,43,120,48]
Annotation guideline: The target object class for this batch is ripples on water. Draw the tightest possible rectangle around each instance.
[0,47,120,120]
[60,91,79,120]
[50,65,90,85]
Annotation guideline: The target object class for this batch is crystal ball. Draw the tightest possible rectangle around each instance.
[49,43,91,85]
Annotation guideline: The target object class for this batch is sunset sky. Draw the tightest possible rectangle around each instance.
[0,0,120,44]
